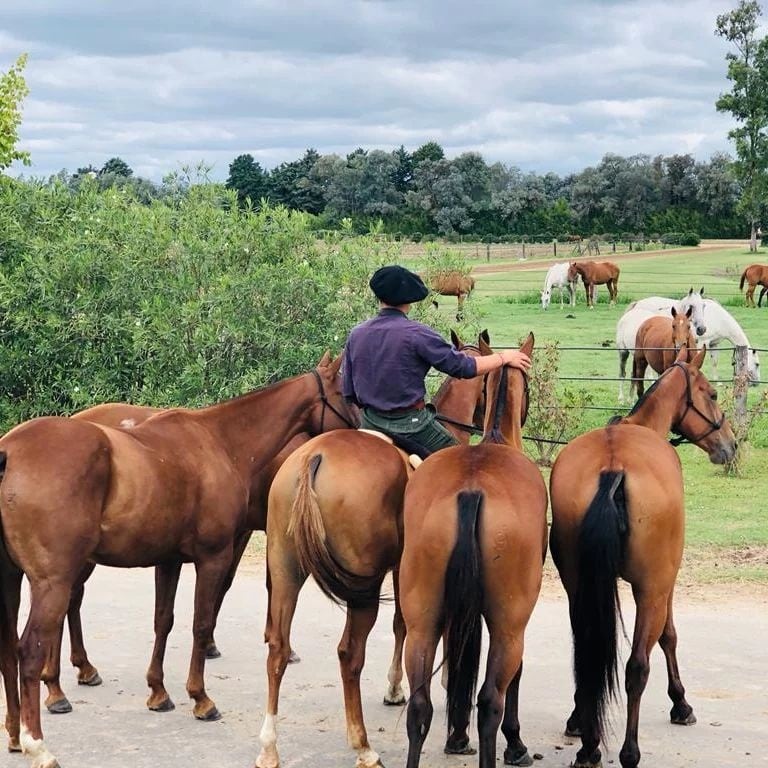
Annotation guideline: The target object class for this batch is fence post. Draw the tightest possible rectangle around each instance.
[522,241,526,260]
[734,345,749,429]
[486,243,490,262]
[553,239,557,259]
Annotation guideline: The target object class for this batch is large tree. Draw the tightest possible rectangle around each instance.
[226,153,268,207]
[0,53,31,170]
[100,156,133,177]
[715,0,768,251]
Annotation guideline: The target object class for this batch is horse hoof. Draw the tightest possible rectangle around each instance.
[287,650,301,664]
[564,726,582,737]
[671,709,697,726]
[205,645,222,660]
[148,697,175,713]
[444,741,476,755]
[382,694,406,706]
[504,747,533,766]
[47,697,73,715]
[8,737,21,753]
[195,705,221,722]
[78,672,102,687]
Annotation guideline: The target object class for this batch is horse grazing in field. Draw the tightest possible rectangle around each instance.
[400,333,548,768]
[567,261,620,308]
[254,334,493,768]
[616,291,760,401]
[630,307,695,399]
[739,263,768,307]
[426,270,476,319]
[541,262,576,309]
[0,354,359,768]
[549,346,736,768]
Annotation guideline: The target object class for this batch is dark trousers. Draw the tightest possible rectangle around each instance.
[361,406,459,456]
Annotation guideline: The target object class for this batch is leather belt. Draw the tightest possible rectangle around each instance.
[379,399,426,416]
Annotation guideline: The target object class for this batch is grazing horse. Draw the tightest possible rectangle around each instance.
[567,261,620,308]
[0,354,358,768]
[739,263,768,307]
[630,307,695,398]
[617,292,760,401]
[254,335,493,768]
[400,334,548,768]
[549,346,736,768]
[426,270,476,319]
[541,262,576,309]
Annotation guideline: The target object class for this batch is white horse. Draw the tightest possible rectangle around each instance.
[616,289,760,401]
[541,262,576,309]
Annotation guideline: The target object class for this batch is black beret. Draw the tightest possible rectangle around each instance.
[369,265,429,305]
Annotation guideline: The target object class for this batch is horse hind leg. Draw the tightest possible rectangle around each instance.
[383,568,407,705]
[658,593,696,726]
[501,662,534,767]
[618,349,630,403]
[0,564,22,752]
[404,627,441,768]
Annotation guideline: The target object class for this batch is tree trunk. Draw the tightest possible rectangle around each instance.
[750,221,758,252]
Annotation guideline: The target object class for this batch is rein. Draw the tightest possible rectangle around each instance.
[667,362,723,447]
[310,369,358,432]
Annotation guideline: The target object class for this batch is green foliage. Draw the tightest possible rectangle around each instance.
[0,181,394,429]
[100,157,133,177]
[0,53,31,169]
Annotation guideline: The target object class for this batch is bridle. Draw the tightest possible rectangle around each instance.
[668,362,723,447]
[310,369,359,433]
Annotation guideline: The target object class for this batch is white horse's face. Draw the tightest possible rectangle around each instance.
[678,290,707,337]
[541,289,551,309]
[748,349,760,384]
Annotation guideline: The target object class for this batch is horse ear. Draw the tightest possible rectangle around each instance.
[691,346,706,370]
[520,332,535,357]
[688,287,693,295]
[700,286,705,297]
[317,350,331,367]
[479,333,493,355]
[671,306,677,318]
[674,345,688,364]
[329,353,343,376]
[686,305,693,318]
[480,328,490,344]
[450,329,462,349]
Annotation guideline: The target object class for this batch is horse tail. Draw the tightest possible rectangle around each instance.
[443,490,484,733]
[740,268,748,291]
[287,453,382,607]
[572,470,627,745]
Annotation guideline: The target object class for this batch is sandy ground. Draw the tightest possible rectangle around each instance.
[9,561,767,768]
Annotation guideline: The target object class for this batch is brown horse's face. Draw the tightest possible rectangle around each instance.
[670,306,693,350]
[674,348,736,464]
[310,353,360,433]
[567,263,579,282]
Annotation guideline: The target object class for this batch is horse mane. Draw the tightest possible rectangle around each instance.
[481,365,508,445]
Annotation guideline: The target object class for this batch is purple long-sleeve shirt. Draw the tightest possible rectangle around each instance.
[342,308,478,411]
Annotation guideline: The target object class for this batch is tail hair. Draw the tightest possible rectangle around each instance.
[443,490,484,731]
[740,269,747,291]
[572,470,628,744]
[287,453,382,606]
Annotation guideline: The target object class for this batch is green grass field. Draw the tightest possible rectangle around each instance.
[430,244,768,582]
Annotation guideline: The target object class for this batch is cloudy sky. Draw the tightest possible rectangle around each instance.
[0,0,756,181]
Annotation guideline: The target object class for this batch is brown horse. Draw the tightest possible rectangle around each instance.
[0,354,358,768]
[631,307,695,398]
[426,270,476,319]
[399,333,547,768]
[254,335,493,768]
[739,263,768,307]
[549,346,736,768]
[567,261,620,308]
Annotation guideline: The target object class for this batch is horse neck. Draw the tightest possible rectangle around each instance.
[622,368,685,437]
[705,303,748,345]
[196,373,317,477]
[432,371,483,443]
[482,370,523,450]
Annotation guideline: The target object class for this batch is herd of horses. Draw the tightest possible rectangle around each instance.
[0,274,741,768]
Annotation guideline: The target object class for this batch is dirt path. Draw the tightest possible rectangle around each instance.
[23,562,767,768]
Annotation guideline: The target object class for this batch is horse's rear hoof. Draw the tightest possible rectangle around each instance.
[205,645,222,660]
[504,747,533,766]
[195,705,221,722]
[287,650,301,664]
[7,737,21,753]
[47,697,73,715]
[148,697,175,713]
[671,708,697,726]
[564,726,582,738]
[78,672,102,687]
[444,740,476,755]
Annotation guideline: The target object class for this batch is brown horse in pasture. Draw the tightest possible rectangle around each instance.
[549,346,735,768]
[426,270,476,319]
[631,307,695,399]
[739,263,768,307]
[254,334,493,768]
[568,261,620,308]
[400,334,548,768]
[0,354,358,768]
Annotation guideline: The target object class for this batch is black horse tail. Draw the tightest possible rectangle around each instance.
[572,470,627,745]
[739,269,748,291]
[287,453,382,606]
[444,490,484,733]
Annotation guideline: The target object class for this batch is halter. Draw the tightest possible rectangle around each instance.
[668,362,723,447]
[310,369,358,433]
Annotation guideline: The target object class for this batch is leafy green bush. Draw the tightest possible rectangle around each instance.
[680,231,701,246]
[0,178,397,429]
